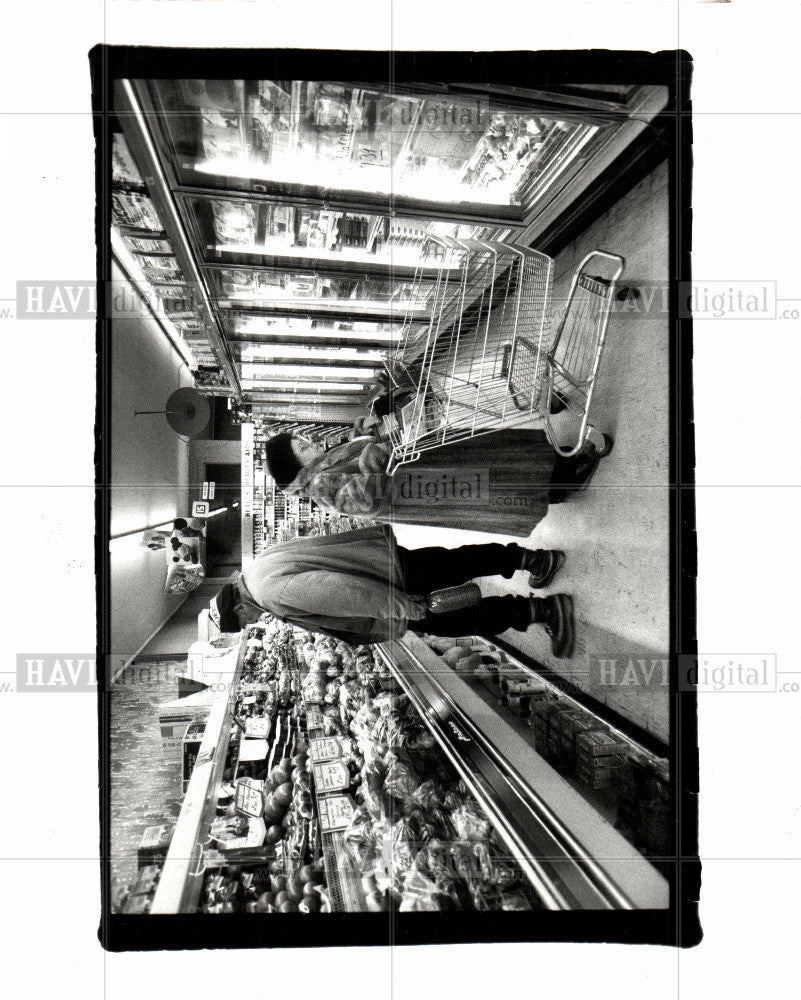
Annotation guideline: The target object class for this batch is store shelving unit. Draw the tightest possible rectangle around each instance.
[151,636,247,914]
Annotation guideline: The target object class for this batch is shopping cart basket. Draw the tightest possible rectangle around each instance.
[384,235,624,469]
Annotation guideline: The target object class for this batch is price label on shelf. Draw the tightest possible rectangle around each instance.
[234,778,265,818]
[313,760,350,793]
[305,707,324,731]
[317,794,356,832]
[309,737,341,763]
[245,717,271,739]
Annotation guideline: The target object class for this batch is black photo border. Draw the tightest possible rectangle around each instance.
[92,45,699,952]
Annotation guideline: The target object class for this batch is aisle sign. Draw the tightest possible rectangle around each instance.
[201,482,209,500]
[208,482,216,500]
[235,777,265,818]
[192,500,209,517]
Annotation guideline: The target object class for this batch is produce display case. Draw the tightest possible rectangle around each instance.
[146,620,668,914]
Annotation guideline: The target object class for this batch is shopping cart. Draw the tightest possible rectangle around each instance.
[383,235,624,470]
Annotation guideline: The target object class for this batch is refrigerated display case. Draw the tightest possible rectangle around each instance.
[143,79,610,214]
[148,621,668,914]
[113,75,669,413]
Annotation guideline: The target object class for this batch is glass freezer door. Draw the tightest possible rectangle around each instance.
[146,78,602,212]
[186,195,483,269]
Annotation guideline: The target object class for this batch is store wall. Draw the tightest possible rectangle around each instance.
[187,438,240,494]
[110,261,194,661]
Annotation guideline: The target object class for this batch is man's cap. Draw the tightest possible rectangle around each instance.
[265,432,301,489]
[209,583,241,633]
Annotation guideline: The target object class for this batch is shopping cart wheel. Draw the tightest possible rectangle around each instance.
[591,432,614,458]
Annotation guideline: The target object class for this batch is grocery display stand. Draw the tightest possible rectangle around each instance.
[150,636,247,914]
[376,634,669,910]
[149,626,667,913]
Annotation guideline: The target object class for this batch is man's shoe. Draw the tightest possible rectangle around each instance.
[530,593,575,658]
[518,548,565,589]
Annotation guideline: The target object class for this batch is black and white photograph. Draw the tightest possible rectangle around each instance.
[7,0,801,995]
[95,46,696,950]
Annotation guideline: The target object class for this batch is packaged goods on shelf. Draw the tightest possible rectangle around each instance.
[126,236,173,255]
[112,133,145,186]
[414,632,670,868]
[112,190,162,232]
[211,199,257,245]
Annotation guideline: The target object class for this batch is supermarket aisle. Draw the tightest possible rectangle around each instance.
[393,163,670,743]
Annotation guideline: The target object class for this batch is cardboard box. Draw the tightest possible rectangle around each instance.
[576,730,629,758]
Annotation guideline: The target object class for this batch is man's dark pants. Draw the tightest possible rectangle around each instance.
[396,542,531,638]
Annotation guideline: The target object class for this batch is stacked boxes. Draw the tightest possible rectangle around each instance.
[499,676,548,716]
[137,824,173,867]
[548,709,598,772]
[528,698,565,758]
[575,731,627,790]
[121,864,162,914]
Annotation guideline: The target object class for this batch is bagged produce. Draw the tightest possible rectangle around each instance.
[451,801,491,842]
[398,867,443,912]
[499,892,532,911]
[389,816,419,874]
[410,779,445,812]
[343,807,379,868]
[384,755,419,802]
[373,691,404,716]
[405,727,436,750]
[360,761,389,820]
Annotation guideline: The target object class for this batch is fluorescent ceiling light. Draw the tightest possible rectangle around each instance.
[242,344,384,363]
[242,363,378,379]
[243,380,367,393]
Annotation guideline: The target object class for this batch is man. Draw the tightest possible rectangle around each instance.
[209,525,574,657]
